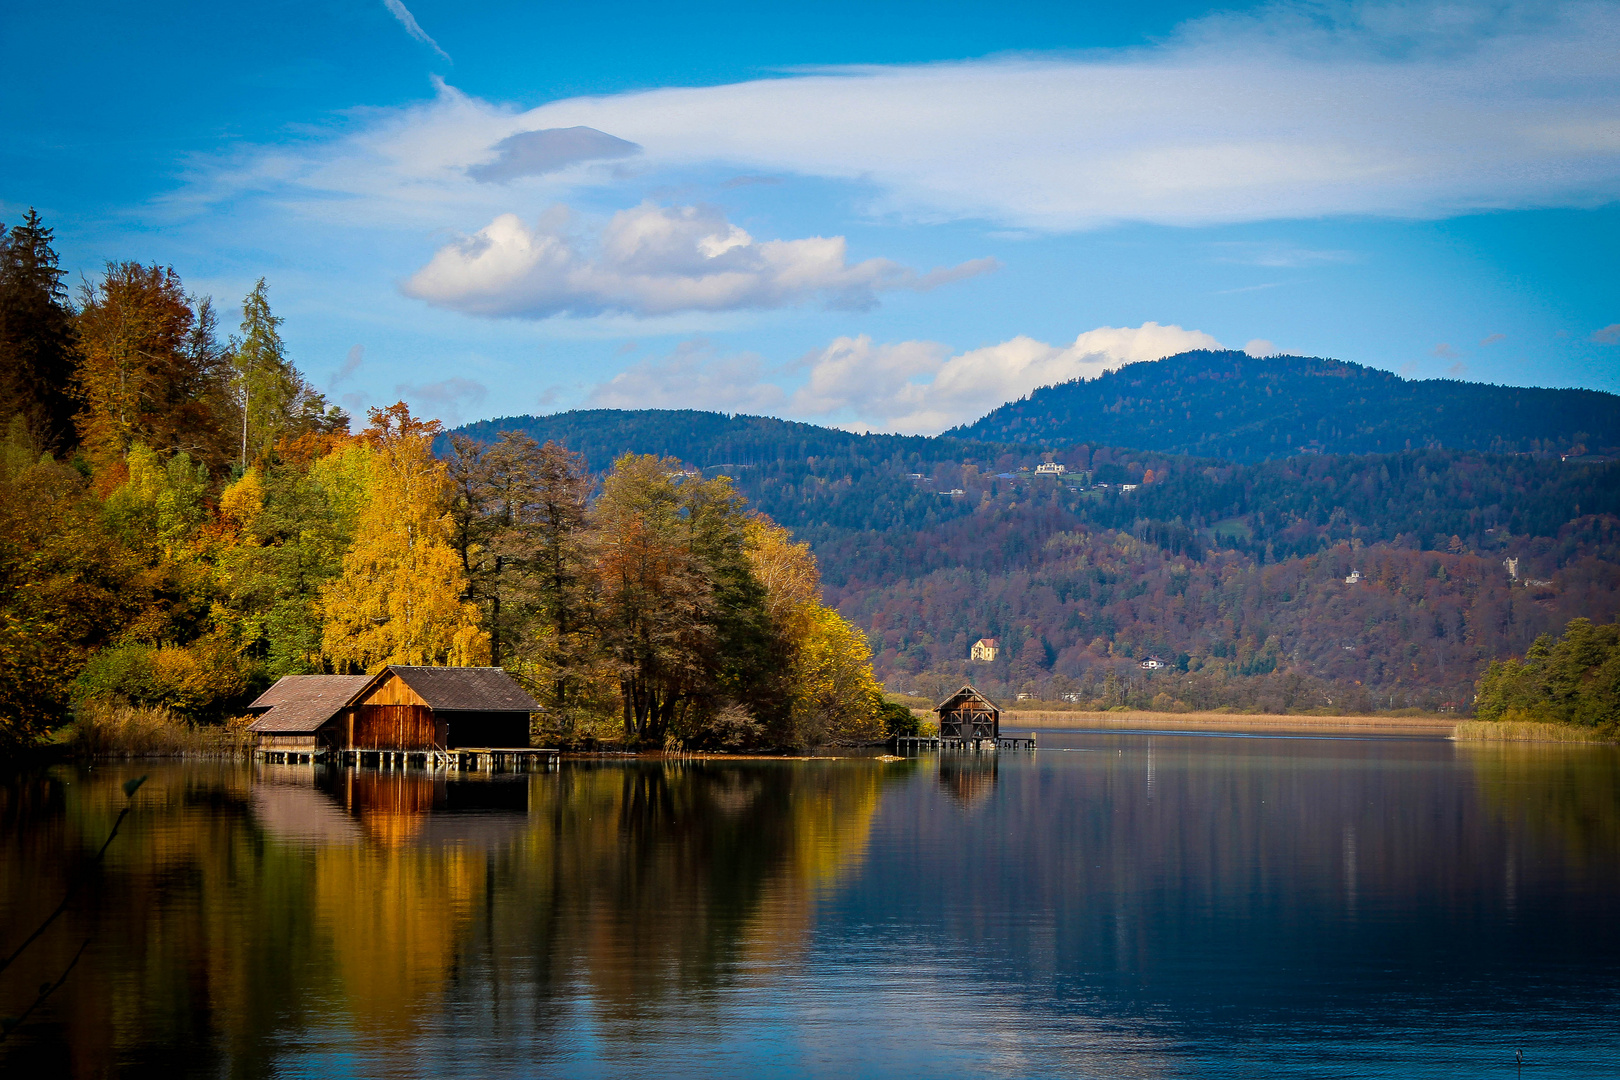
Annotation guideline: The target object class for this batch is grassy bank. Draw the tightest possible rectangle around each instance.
[1001,709,1457,733]
[61,703,255,759]
[1453,720,1615,744]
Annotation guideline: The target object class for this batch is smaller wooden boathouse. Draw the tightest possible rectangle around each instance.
[247,665,551,768]
[937,684,1000,741]
[894,684,1035,752]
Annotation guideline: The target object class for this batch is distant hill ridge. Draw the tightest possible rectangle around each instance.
[948,350,1620,461]
[443,408,1009,474]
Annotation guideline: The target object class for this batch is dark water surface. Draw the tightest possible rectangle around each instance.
[4,730,1620,1078]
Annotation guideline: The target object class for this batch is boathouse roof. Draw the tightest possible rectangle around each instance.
[375,666,540,713]
[935,684,1001,714]
[247,675,370,733]
[245,667,540,735]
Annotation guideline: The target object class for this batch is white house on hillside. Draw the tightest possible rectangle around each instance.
[971,638,1000,662]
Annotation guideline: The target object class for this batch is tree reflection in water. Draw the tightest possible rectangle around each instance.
[0,758,914,1074]
[1461,741,1620,866]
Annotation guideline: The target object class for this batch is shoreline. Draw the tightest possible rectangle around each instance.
[1001,709,1458,735]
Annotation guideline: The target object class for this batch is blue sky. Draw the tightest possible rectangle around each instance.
[5,0,1618,432]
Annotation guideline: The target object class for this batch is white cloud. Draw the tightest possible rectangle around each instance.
[184,2,1620,232]
[792,322,1223,433]
[382,0,450,62]
[1244,339,1277,356]
[580,322,1221,434]
[587,340,787,413]
[402,202,997,318]
[395,376,487,424]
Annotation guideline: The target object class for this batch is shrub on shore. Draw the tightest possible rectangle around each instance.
[65,702,254,758]
[1454,718,1614,743]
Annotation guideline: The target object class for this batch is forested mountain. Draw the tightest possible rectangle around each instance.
[950,351,1620,460]
[450,407,1620,712]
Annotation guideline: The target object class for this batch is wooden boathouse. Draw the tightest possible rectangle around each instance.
[246,665,549,767]
[938,684,1001,741]
[894,683,1035,753]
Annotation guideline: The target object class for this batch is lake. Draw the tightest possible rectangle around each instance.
[3,728,1619,1077]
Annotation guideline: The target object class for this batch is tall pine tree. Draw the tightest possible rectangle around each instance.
[0,210,80,455]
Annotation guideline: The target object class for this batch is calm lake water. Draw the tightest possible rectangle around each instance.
[3,729,1619,1078]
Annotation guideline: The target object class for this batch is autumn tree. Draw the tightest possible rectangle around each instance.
[74,263,234,478]
[321,404,488,672]
[214,438,372,677]
[744,517,884,745]
[591,454,713,744]
[0,210,79,455]
[448,433,598,709]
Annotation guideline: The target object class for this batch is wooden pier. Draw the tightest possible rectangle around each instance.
[254,747,560,771]
[894,733,1036,754]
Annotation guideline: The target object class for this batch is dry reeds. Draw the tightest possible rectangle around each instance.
[1452,720,1613,744]
[67,702,255,759]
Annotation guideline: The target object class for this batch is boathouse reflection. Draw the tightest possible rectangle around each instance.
[938,754,998,806]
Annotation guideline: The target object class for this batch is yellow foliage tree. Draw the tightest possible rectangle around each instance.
[744,517,884,745]
[321,404,488,672]
[216,468,264,534]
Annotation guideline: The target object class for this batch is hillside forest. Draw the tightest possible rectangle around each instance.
[478,411,1620,714]
[0,213,892,752]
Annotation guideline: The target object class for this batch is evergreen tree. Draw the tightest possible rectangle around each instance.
[230,279,298,466]
[0,210,81,455]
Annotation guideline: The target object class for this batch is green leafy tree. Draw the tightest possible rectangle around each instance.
[1475,618,1620,730]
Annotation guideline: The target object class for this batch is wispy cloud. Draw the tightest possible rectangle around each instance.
[1592,323,1620,344]
[402,202,997,319]
[382,0,451,62]
[183,1,1620,233]
[1208,241,1357,267]
[332,344,364,386]
[1214,282,1286,295]
[395,376,486,424]
[1480,332,1506,346]
[583,322,1221,434]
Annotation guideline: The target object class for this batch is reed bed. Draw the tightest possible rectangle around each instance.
[1452,720,1614,744]
[66,703,255,759]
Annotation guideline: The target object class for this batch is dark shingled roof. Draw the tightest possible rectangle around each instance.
[247,675,371,733]
[382,666,539,712]
[935,684,1000,714]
